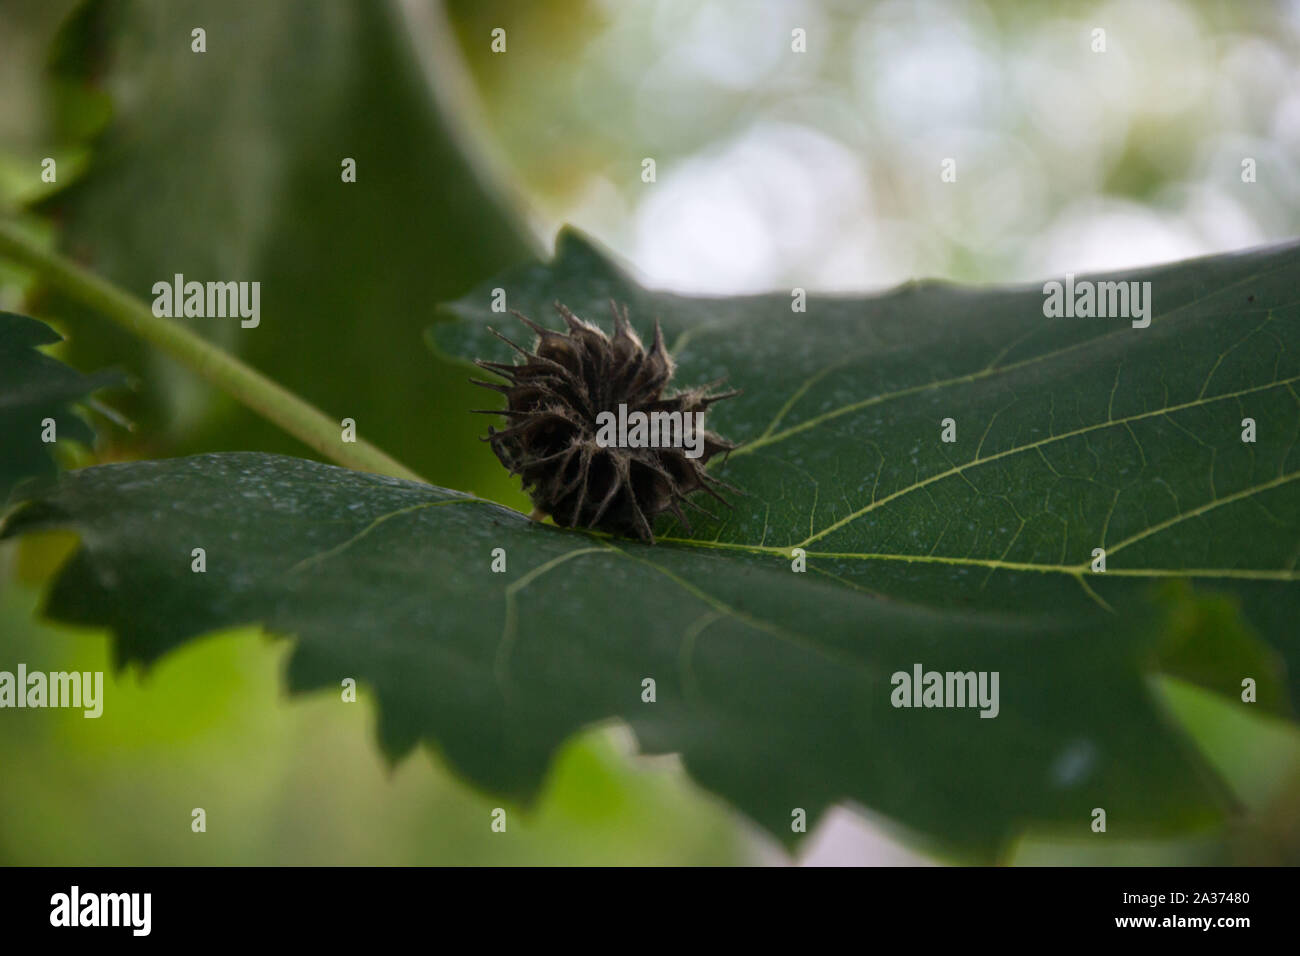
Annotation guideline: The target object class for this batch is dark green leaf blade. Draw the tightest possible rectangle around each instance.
[2,452,1230,856]
[432,230,1300,712]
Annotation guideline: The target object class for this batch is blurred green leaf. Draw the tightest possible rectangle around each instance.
[2,452,1231,857]
[34,0,535,495]
[0,310,119,505]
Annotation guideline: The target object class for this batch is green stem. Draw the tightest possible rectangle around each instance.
[0,222,427,484]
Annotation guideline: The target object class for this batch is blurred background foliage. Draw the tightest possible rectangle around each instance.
[2,0,1299,864]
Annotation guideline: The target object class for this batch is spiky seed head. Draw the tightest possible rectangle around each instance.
[472,301,739,542]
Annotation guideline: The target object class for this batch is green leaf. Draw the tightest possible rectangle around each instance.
[432,229,1300,714]
[34,0,535,494]
[0,311,119,505]
[10,232,1297,856]
[2,452,1231,857]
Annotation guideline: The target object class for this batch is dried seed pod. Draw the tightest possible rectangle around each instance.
[472,301,739,542]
